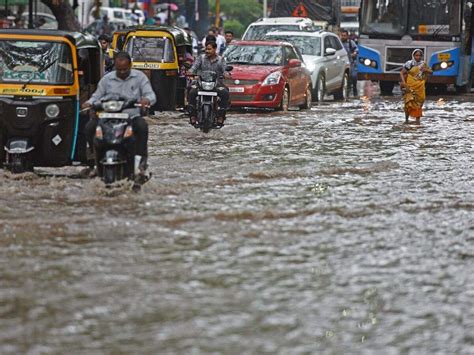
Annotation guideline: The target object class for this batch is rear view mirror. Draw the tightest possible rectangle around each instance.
[325,48,337,56]
[288,59,301,68]
[225,65,234,72]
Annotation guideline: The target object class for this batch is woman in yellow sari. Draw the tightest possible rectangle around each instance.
[400,49,433,122]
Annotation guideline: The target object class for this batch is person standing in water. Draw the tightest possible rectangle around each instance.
[400,49,433,122]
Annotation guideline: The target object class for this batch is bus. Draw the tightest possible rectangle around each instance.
[357,0,474,94]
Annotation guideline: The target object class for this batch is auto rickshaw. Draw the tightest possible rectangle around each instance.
[0,29,102,173]
[110,25,193,111]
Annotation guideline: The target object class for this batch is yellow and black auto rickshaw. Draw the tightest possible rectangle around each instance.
[0,29,102,173]
[111,25,193,111]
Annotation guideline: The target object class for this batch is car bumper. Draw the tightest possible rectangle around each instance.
[228,82,284,108]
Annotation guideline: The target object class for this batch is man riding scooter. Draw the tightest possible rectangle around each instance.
[187,41,230,126]
[81,51,156,180]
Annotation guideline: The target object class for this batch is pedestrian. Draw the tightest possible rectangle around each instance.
[98,34,114,73]
[224,30,234,46]
[340,29,358,97]
[202,28,225,55]
[400,49,433,123]
[184,27,199,56]
[95,15,111,36]
[12,18,25,29]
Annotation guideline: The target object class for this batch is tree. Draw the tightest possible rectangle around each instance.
[210,0,261,36]
[41,0,80,31]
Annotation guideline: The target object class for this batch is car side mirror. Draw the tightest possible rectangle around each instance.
[325,48,337,56]
[288,59,301,68]
[225,65,233,72]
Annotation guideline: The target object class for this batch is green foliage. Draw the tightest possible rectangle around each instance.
[211,0,261,35]
[223,19,245,38]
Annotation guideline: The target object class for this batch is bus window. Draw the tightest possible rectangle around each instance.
[360,0,407,36]
[408,0,461,36]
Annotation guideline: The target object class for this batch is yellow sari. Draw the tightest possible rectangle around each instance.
[403,64,428,119]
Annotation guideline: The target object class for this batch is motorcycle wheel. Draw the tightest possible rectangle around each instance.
[201,105,212,133]
[103,165,123,185]
[10,153,33,174]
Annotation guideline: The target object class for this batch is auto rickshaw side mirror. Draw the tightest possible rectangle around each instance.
[225,65,233,72]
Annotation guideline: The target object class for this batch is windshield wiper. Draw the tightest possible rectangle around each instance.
[254,63,278,66]
[22,57,58,89]
[132,42,151,66]
[227,61,250,64]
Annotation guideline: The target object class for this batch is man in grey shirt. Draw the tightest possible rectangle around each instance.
[82,52,156,176]
[187,41,230,126]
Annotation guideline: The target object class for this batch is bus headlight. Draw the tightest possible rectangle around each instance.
[359,57,378,69]
[45,104,60,118]
[432,61,454,71]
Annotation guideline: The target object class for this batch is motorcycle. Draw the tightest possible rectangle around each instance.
[91,98,147,186]
[192,66,233,133]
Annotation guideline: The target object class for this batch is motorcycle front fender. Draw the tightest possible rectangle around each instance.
[5,138,34,154]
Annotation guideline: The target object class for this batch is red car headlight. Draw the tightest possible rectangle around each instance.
[262,71,282,86]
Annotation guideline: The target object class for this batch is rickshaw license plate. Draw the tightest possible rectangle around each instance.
[198,91,218,96]
[229,87,244,93]
[98,113,129,119]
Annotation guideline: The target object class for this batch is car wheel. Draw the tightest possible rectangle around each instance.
[314,74,325,102]
[334,72,349,101]
[300,85,312,109]
[278,87,289,111]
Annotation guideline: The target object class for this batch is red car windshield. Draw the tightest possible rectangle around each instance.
[224,45,283,66]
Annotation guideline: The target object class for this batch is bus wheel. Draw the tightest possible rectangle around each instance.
[379,81,394,95]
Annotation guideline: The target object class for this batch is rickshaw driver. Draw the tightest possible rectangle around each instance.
[187,41,230,126]
[81,51,156,177]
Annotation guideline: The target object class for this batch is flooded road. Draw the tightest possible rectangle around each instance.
[1,92,473,353]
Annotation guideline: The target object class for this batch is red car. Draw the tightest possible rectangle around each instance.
[223,40,312,110]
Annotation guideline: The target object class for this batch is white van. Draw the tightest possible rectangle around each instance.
[242,17,317,40]
[88,7,133,26]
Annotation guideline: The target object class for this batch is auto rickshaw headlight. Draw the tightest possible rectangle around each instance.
[45,104,60,118]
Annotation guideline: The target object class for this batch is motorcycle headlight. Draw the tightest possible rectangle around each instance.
[102,101,124,112]
[45,104,60,118]
[201,81,216,91]
[262,71,282,86]
[95,126,103,139]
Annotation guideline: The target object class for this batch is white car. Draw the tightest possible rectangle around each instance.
[265,30,351,101]
[242,17,316,40]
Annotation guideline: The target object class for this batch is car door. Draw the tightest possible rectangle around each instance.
[323,35,338,91]
[329,35,348,88]
[284,45,303,104]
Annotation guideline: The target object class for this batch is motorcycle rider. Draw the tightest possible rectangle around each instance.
[81,51,156,178]
[187,41,230,126]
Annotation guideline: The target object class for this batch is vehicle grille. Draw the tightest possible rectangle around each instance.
[385,47,423,73]
[224,79,259,86]
[231,94,254,102]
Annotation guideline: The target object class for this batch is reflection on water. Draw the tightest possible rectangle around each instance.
[1,95,473,353]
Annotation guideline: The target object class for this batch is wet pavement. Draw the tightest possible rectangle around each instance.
[1,90,473,353]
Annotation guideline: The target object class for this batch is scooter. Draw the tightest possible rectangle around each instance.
[92,99,147,186]
[192,66,233,133]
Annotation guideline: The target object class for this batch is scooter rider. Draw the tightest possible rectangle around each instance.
[81,51,156,177]
[187,41,230,126]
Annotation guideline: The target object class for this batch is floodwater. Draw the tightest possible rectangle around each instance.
[1,91,473,354]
